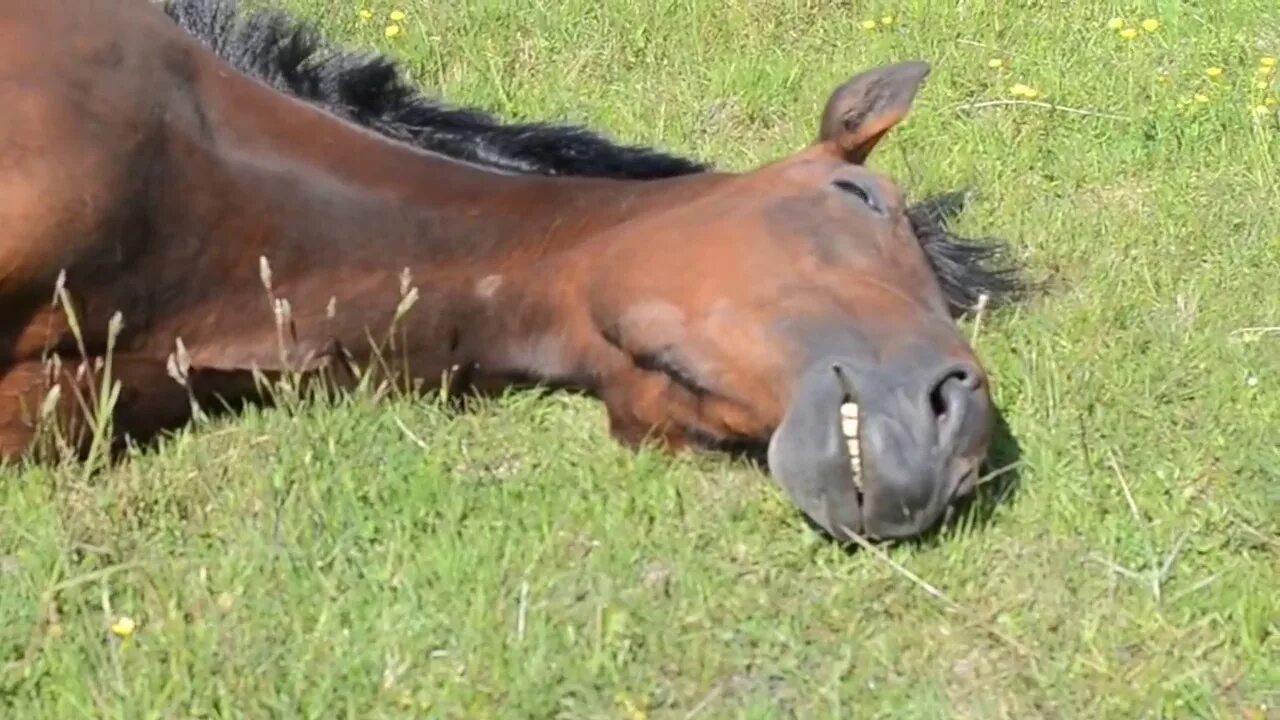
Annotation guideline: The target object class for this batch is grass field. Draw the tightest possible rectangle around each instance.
[3,0,1279,717]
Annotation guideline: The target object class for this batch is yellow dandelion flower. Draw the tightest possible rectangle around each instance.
[1009,83,1039,99]
[987,58,1004,69]
[1193,93,1210,103]
[110,616,136,638]
[1261,57,1277,68]
[1267,97,1278,107]
[1204,67,1224,78]
[389,9,406,22]
[880,16,894,26]
[358,8,372,21]
[1140,19,1161,32]
[1259,66,1276,77]
[1119,28,1139,40]
[861,20,878,30]
[1106,18,1125,30]
[384,24,402,38]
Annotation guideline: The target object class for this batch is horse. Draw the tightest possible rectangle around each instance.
[0,0,1025,543]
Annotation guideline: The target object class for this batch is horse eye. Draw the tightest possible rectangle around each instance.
[635,350,711,397]
[833,178,884,215]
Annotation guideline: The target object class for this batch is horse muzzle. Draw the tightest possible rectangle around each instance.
[765,353,993,542]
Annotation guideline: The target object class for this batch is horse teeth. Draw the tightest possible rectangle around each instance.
[840,401,863,491]
[841,416,859,438]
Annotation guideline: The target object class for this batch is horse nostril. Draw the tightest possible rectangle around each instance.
[927,362,983,422]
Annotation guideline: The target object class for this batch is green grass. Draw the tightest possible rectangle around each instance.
[3,0,1279,717]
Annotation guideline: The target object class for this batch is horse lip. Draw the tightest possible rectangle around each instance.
[765,430,866,542]
[824,448,867,541]
[832,361,857,398]
[764,361,867,542]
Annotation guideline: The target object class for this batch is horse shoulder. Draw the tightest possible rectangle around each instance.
[0,1,192,299]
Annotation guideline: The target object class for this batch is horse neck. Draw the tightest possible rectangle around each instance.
[147,55,722,391]
[197,56,701,256]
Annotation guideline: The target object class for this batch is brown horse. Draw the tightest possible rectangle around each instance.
[0,0,1024,542]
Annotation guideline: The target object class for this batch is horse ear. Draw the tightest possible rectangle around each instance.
[817,61,931,164]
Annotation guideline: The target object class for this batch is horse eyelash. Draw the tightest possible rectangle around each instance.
[633,350,712,397]
[832,179,869,203]
[831,178,882,215]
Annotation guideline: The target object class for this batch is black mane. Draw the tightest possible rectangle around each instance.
[163,0,1024,314]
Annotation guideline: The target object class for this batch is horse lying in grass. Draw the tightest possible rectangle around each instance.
[0,0,1024,542]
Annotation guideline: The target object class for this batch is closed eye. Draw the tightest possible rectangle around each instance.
[633,348,713,397]
[833,178,884,215]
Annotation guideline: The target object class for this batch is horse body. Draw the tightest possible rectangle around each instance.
[0,0,1025,542]
[1,0,701,444]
